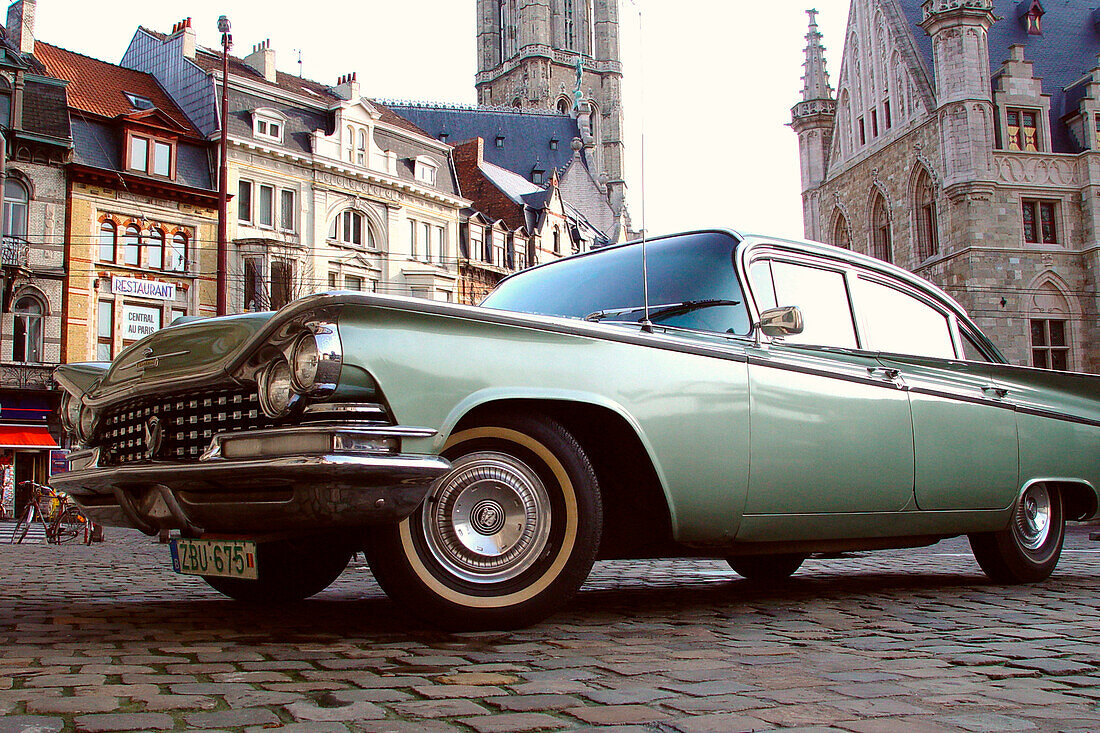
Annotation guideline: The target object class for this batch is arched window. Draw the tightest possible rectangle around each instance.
[167,232,187,272]
[345,125,354,162]
[832,213,851,249]
[12,294,43,363]
[99,220,117,262]
[356,129,366,165]
[0,76,11,128]
[3,178,28,239]
[915,169,938,260]
[329,210,370,247]
[557,98,570,114]
[553,227,561,255]
[122,224,141,266]
[871,193,891,262]
[147,228,164,270]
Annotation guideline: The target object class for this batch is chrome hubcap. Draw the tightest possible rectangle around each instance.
[422,451,551,583]
[1013,485,1052,551]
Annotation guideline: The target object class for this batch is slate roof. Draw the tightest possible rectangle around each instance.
[896,0,1100,153]
[387,104,580,180]
[36,41,200,135]
[21,77,70,143]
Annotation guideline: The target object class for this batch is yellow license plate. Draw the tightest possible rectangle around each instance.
[171,538,258,580]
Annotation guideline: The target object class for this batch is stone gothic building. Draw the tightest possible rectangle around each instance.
[793,0,1100,373]
[476,0,627,217]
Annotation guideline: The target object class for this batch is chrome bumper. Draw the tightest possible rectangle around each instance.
[51,426,451,537]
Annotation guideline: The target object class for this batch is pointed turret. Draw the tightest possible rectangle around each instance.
[791,9,837,239]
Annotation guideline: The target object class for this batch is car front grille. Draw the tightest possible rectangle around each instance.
[96,385,280,465]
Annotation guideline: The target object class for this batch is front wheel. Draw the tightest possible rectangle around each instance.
[204,537,353,602]
[10,504,35,544]
[365,414,602,630]
[969,484,1065,584]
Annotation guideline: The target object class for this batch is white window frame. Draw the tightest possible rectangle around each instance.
[414,156,438,186]
[252,108,287,144]
[257,184,275,229]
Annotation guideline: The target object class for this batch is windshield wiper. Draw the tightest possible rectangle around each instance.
[584,299,740,323]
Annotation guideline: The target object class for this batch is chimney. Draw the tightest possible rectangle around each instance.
[6,0,35,56]
[332,71,360,101]
[244,39,276,83]
[170,17,196,59]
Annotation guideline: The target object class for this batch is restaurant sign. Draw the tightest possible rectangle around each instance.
[112,275,176,301]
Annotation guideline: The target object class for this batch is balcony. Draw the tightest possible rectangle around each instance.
[1,236,29,269]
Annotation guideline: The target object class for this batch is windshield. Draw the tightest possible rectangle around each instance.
[481,231,751,335]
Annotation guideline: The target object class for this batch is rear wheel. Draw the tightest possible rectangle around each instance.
[365,414,602,630]
[51,507,86,544]
[204,537,352,602]
[726,553,806,581]
[969,484,1064,584]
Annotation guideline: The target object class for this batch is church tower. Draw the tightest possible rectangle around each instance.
[791,9,836,241]
[476,0,626,213]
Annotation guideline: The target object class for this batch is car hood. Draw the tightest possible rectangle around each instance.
[57,312,276,400]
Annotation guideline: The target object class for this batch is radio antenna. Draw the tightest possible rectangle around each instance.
[628,0,651,333]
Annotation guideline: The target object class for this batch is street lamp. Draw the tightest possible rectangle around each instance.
[216,15,232,316]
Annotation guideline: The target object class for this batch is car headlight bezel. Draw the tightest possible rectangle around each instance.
[290,325,341,397]
[291,333,321,393]
[61,392,81,433]
[258,357,298,419]
[77,403,98,443]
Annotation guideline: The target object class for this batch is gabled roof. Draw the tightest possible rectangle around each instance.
[35,41,199,135]
[388,103,579,180]
[181,42,430,138]
[896,0,1100,153]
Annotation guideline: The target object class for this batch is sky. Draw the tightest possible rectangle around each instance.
[34,0,852,240]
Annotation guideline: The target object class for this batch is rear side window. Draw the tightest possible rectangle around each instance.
[851,276,956,359]
[767,260,858,349]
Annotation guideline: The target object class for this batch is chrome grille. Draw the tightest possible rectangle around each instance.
[96,386,281,464]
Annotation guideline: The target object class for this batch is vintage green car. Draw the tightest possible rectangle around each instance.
[53,230,1100,628]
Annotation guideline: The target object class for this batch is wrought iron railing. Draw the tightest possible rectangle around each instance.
[1,236,29,268]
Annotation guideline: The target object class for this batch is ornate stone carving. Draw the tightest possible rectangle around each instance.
[996,155,1079,187]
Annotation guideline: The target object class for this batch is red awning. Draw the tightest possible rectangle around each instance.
[0,426,59,449]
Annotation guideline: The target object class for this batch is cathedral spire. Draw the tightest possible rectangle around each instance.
[801,9,834,102]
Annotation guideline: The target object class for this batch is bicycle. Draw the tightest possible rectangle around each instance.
[9,481,98,545]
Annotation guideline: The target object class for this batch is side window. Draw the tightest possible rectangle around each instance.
[961,331,992,363]
[748,260,777,312]
[851,276,955,359]
[769,260,858,349]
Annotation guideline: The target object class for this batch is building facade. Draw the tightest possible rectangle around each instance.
[0,0,71,516]
[475,0,628,219]
[37,41,220,371]
[794,0,1100,373]
[123,24,469,306]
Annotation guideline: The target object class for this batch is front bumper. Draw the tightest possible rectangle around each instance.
[51,426,451,537]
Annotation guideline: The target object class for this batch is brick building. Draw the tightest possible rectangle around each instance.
[0,0,71,515]
[793,0,1100,373]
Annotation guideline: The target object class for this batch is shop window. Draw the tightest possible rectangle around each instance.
[97,300,113,361]
[12,294,43,363]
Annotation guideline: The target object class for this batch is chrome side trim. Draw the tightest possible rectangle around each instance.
[303,402,387,417]
[200,425,436,462]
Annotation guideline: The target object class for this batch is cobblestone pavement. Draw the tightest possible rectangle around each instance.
[1,525,1098,733]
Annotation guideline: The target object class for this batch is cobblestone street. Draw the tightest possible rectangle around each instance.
[1,526,1098,733]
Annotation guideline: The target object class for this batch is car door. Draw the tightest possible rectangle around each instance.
[742,257,916,524]
[848,274,1018,511]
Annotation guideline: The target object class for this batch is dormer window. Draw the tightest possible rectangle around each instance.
[550,137,559,151]
[495,134,505,149]
[125,92,154,111]
[415,156,438,186]
[252,108,287,144]
[126,132,175,179]
[1018,0,1045,35]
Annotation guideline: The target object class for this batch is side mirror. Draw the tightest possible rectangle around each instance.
[758,306,804,338]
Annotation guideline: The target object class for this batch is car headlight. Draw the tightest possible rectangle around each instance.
[291,333,320,393]
[78,403,98,443]
[259,357,297,418]
[61,392,81,432]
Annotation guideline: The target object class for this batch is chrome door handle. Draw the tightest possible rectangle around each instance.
[867,367,900,380]
[982,386,1009,399]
